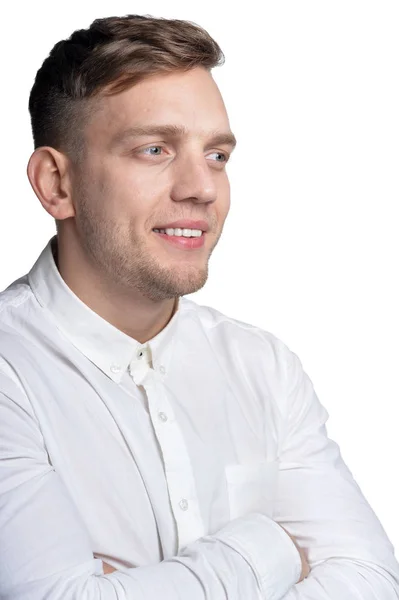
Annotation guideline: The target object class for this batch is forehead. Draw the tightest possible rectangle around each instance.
[86,67,231,143]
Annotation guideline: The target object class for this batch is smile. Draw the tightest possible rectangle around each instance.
[152,230,206,249]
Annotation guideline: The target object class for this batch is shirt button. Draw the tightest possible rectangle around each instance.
[137,349,144,359]
[158,412,168,423]
[179,498,189,511]
[110,363,121,373]
[159,365,166,374]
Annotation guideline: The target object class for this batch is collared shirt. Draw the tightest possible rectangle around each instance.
[0,235,398,600]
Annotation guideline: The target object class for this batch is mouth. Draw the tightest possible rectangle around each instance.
[152,228,206,250]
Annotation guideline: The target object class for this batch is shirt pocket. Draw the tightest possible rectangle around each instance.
[225,461,278,520]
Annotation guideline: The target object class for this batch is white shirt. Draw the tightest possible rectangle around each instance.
[0,235,398,600]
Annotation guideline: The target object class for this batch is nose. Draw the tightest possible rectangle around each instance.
[170,154,217,205]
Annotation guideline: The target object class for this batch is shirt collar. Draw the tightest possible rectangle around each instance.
[28,235,182,383]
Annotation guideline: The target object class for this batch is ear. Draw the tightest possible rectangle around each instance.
[27,147,75,220]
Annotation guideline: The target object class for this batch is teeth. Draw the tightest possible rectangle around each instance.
[153,228,203,237]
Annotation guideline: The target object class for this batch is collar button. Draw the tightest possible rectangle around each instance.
[110,363,122,374]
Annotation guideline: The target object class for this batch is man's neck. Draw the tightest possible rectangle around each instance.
[52,236,178,344]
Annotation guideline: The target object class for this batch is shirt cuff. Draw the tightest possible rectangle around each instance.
[213,512,302,600]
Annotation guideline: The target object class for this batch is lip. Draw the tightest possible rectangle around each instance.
[153,220,209,232]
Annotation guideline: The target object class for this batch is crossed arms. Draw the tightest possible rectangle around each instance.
[1,348,399,599]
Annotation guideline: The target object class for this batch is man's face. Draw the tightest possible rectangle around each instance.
[70,66,234,302]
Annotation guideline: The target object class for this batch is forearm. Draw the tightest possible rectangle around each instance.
[2,548,257,600]
[100,514,302,600]
[2,511,302,600]
[281,558,399,600]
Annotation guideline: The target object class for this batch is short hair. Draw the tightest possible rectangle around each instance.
[28,14,225,161]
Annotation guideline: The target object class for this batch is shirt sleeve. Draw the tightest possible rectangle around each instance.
[273,343,399,599]
[0,370,301,600]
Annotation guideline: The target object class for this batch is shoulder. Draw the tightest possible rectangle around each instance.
[0,274,34,346]
[0,276,39,384]
[180,296,295,372]
[0,275,32,319]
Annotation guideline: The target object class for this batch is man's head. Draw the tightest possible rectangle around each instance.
[27,15,236,303]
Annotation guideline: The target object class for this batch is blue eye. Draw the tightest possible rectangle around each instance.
[143,146,163,155]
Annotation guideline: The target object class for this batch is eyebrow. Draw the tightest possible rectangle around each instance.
[111,124,237,150]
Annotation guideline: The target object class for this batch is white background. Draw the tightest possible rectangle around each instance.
[1,1,398,554]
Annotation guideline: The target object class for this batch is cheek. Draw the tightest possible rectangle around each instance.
[108,160,168,207]
[93,172,165,236]
[218,176,231,217]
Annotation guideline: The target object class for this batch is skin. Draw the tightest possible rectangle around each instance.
[27,65,310,581]
[281,526,311,582]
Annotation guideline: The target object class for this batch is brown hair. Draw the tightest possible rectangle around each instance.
[28,14,225,161]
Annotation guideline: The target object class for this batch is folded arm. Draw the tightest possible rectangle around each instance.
[273,343,399,599]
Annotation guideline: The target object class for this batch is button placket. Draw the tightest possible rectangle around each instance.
[143,375,205,550]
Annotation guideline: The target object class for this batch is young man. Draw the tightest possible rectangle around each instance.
[0,13,398,600]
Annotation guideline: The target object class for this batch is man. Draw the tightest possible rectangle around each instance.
[0,13,398,600]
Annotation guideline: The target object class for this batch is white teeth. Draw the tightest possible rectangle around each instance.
[153,228,203,237]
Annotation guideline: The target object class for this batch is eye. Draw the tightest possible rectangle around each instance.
[141,146,164,156]
[207,151,229,163]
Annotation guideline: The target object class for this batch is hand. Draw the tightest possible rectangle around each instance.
[102,560,117,574]
[280,526,310,583]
